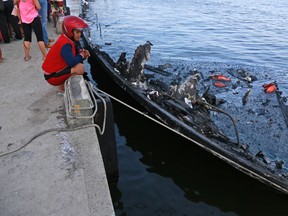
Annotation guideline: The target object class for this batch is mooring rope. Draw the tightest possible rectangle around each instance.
[0,85,241,159]
[95,87,241,148]
[0,82,108,158]
[87,80,108,135]
[92,88,288,194]
[0,124,100,158]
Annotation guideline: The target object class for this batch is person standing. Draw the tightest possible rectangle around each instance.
[0,0,22,43]
[38,0,53,48]
[16,0,46,61]
[50,0,64,27]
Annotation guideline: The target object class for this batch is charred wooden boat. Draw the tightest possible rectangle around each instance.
[82,34,288,195]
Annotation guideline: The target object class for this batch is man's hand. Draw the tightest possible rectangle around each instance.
[79,49,90,59]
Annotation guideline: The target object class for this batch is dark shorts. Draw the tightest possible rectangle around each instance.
[44,67,72,86]
[22,16,44,42]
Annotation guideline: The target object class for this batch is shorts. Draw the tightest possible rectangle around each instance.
[44,67,72,86]
[22,16,44,42]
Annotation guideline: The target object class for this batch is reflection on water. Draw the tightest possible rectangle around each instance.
[84,0,288,215]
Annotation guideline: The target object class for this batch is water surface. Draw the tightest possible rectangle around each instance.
[82,0,288,215]
[85,0,288,69]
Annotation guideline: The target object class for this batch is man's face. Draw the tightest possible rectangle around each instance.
[73,29,82,41]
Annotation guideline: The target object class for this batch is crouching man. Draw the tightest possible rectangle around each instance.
[42,15,90,91]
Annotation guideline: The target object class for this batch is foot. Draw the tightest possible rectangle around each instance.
[24,56,31,61]
[45,43,53,48]
[59,84,65,92]
[57,92,64,96]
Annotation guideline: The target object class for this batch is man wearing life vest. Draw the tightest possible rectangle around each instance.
[42,15,90,91]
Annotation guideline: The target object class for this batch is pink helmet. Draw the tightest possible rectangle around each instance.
[62,15,89,38]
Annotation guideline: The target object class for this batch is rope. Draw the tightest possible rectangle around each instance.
[0,82,108,158]
[97,88,240,148]
[0,84,241,158]
[0,124,99,158]
[88,81,107,135]
[157,90,240,146]
[63,79,108,135]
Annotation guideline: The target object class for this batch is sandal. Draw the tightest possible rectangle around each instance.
[24,56,31,61]
[45,43,53,48]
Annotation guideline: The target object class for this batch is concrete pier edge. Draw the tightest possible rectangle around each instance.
[0,0,115,215]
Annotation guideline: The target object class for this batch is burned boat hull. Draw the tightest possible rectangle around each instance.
[82,36,288,195]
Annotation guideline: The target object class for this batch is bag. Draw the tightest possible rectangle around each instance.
[0,0,4,12]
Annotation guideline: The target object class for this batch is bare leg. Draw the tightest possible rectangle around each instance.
[52,13,57,27]
[38,41,47,60]
[23,41,31,61]
[59,84,65,92]
[0,47,3,63]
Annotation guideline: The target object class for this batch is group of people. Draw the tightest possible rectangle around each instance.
[0,0,65,60]
[0,0,50,61]
[0,0,22,43]
[1,0,89,91]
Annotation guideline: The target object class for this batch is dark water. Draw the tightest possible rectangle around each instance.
[83,0,288,215]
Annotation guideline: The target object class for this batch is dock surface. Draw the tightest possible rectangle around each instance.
[0,1,115,215]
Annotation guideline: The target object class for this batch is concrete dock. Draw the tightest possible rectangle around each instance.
[0,1,115,215]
